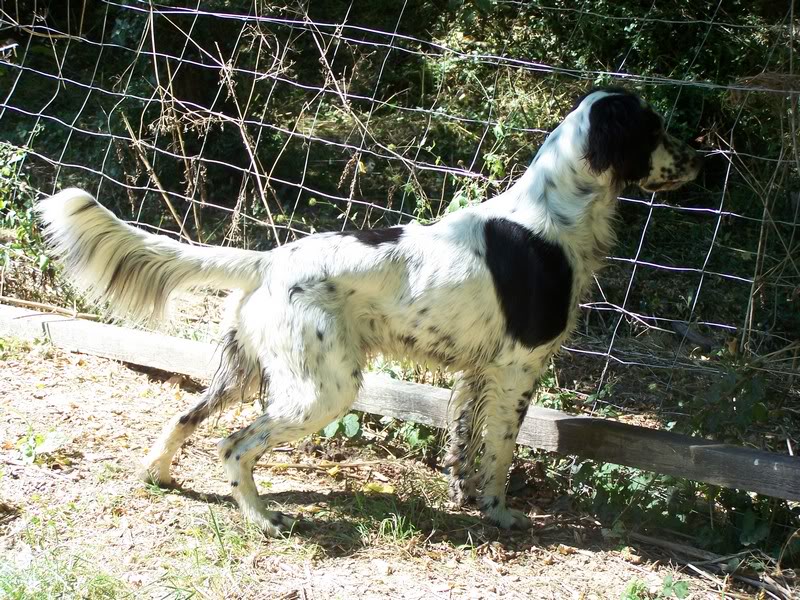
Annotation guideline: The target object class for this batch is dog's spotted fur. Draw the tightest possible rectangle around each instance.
[38,89,701,535]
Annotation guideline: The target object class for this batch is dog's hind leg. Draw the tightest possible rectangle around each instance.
[139,329,258,486]
[218,315,364,536]
[444,372,483,507]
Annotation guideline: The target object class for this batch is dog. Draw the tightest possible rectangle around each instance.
[37,88,702,536]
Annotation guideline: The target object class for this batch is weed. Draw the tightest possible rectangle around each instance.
[207,505,230,562]
[320,412,363,440]
[621,579,650,600]
[15,426,69,466]
[94,462,125,484]
[0,338,32,361]
[0,143,45,269]
[620,575,689,599]
[375,512,420,544]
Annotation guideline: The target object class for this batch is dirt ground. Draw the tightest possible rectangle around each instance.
[0,339,775,599]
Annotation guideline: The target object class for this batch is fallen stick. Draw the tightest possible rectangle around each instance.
[0,295,99,321]
[629,531,719,561]
[263,460,390,471]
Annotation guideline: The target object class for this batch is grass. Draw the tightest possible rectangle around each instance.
[0,553,129,600]
[1,499,129,600]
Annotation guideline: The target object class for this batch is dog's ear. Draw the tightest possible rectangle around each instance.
[585,93,661,184]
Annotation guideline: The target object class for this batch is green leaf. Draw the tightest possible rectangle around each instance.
[752,402,768,422]
[492,122,504,140]
[672,581,689,599]
[321,420,340,438]
[739,509,770,545]
[342,413,361,438]
[662,574,690,598]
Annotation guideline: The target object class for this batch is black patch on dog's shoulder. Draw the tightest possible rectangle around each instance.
[483,218,572,349]
[339,227,403,247]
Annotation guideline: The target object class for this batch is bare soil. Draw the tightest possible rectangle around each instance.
[0,339,763,599]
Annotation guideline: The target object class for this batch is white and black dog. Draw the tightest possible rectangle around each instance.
[38,88,701,535]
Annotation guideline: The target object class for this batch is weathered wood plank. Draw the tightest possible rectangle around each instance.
[0,304,217,379]
[2,303,798,501]
[517,408,800,501]
[355,374,451,428]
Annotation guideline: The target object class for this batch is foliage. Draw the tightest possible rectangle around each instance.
[0,143,47,270]
[320,412,363,439]
[0,555,128,600]
[320,411,438,461]
[16,427,69,466]
[621,576,689,600]
[381,416,439,459]
[566,458,799,562]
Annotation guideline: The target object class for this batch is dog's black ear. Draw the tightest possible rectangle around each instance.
[585,93,661,184]
[570,86,630,114]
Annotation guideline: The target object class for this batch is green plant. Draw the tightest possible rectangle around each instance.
[375,512,419,543]
[16,426,69,466]
[0,338,32,360]
[320,412,362,439]
[660,575,689,599]
[621,579,650,600]
[620,575,688,600]
[0,143,48,271]
[682,364,771,443]
[555,454,800,561]
[376,415,439,460]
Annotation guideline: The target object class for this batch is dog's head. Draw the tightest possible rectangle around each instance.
[572,88,702,192]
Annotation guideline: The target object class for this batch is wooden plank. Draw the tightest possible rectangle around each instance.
[355,374,451,428]
[2,303,798,501]
[516,407,800,501]
[0,304,217,379]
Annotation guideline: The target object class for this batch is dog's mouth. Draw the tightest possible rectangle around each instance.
[639,179,688,193]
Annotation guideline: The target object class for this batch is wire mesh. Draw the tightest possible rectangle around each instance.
[0,1,797,446]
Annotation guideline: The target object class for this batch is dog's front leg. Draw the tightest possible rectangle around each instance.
[475,363,543,529]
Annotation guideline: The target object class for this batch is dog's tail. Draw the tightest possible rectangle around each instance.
[37,188,268,323]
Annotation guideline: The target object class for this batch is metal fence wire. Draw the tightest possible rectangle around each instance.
[1,1,798,448]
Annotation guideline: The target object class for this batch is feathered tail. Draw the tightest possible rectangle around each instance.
[37,188,267,322]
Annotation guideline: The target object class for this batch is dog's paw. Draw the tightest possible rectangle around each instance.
[448,479,478,507]
[481,499,532,530]
[137,462,175,488]
[253,510,297,538]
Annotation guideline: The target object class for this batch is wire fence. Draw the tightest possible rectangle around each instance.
[1,1,798,445]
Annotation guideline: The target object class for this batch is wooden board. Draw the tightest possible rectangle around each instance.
[0,304,217,379]
[2,303,798,501]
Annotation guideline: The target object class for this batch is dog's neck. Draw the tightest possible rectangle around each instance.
[486,116,621,269]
